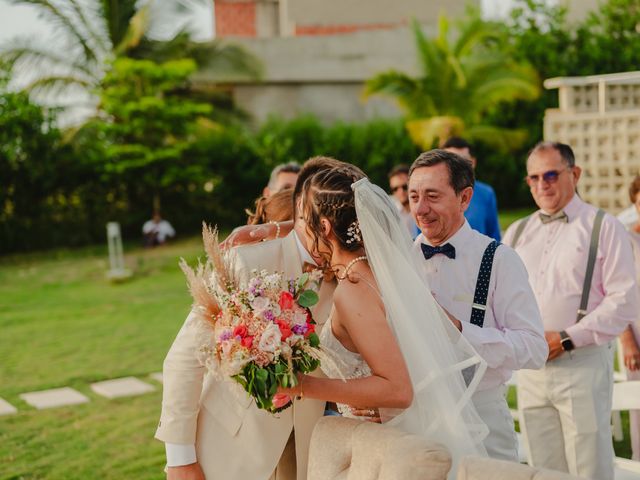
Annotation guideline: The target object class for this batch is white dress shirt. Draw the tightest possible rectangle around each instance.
[414,221,547,390]
[142,219,175,242]
[165,231,312,467]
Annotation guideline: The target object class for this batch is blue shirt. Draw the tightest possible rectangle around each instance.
[465,180,501,241]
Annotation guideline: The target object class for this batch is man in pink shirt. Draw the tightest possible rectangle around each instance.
[504,141,639,480]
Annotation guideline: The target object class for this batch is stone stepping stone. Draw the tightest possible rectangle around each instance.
[150,372,163,384]
[90,377,155,399]
[20,387,89,410]
[0,397,18,416]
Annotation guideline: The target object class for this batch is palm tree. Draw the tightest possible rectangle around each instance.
[0,0,261,121]
[364,13,540,151]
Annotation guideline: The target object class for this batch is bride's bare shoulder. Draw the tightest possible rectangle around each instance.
[333,276,384,316]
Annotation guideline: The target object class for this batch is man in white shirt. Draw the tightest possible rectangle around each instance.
[408,149,547,461]
[143,212,175,247]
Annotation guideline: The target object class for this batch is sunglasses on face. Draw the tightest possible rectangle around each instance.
[525,167,571,186]
[391,184,408,193]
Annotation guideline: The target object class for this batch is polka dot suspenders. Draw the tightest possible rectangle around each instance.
[470,240,501,328]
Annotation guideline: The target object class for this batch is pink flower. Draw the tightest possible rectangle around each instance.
[272,394,291,409]
[278,291,294,311]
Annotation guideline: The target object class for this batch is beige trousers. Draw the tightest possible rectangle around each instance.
[472,385,518,462]
[270,432,297,480]
[518,343,614,480]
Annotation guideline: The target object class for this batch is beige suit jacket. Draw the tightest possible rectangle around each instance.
[155,232,335,480]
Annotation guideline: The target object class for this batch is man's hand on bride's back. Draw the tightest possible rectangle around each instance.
[167,463,205,480]
[349,406,382,423]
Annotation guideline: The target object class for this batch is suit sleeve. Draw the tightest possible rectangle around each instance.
[155,248,250,445]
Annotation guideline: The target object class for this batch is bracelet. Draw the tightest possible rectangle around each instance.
[269,221,281,239]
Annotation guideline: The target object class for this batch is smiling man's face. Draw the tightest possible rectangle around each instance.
[409,163,471,245]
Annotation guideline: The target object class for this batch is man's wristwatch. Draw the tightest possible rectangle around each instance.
[559,330,575,351]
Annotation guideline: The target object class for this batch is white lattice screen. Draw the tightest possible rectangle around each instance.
[544,72,640,213]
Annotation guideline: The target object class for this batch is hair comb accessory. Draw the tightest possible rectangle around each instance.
[346,220,362,245]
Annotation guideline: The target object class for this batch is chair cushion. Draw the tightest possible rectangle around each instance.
[308,417,451,480]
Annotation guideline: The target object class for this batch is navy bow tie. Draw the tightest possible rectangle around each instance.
[421,243,456,260]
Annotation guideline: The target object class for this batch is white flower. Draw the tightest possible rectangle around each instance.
[292,310,308,326]
[309,269,323,283]
[264,273,281,287]
[258,323,282,353]
[251,296,270,313]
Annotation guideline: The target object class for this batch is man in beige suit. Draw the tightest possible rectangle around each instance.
[156,157,360,480]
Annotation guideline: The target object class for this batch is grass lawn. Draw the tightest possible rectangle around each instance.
[1,237,204,479]
[499,208,535,232]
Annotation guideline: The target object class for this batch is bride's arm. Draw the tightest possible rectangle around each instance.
[283,283,414,409]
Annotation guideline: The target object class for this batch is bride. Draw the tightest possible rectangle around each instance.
[278,167,489,469]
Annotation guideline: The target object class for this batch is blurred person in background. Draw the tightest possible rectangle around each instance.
[443,137,501,241]
[143,211,175,247]
[246,188,294,226]
[263,162,301,197]
[388,165,420,238]
[619,174,640,461]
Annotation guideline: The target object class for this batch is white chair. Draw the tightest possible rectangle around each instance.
[612,381,640,479]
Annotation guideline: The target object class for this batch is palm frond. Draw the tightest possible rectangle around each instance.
[113,3,150,55]
[410,18,441,79]
[363,70,432,115]
[100,0,138,48]
[406,116,465,150]
[453,16,503,59]
[0,39,96,78]
[467,66,540,115]
[9,0,98,64]
[465,124,529,152]
[24,75,94,96]
[65,0,110,54]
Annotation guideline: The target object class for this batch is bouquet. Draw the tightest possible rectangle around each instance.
[180,225,324,413]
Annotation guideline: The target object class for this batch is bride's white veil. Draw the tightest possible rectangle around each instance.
[352,177,489,462]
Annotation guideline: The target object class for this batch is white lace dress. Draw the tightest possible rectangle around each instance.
[319,308,372,419]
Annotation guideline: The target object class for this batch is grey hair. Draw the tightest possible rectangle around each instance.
[268,162,302,190]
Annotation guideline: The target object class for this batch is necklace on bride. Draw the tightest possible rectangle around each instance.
[336,255,368,281]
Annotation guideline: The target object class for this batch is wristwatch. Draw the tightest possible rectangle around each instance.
[559,330,575,352]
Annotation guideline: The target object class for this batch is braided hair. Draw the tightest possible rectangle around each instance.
[302,166,366,267]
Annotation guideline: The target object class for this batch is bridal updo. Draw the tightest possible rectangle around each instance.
[302,167,366,265]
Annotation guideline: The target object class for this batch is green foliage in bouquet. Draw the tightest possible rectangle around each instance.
[232,334,320,413]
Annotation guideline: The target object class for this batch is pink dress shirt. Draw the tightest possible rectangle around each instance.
[503,194,638,348]
[414,221,547,391]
